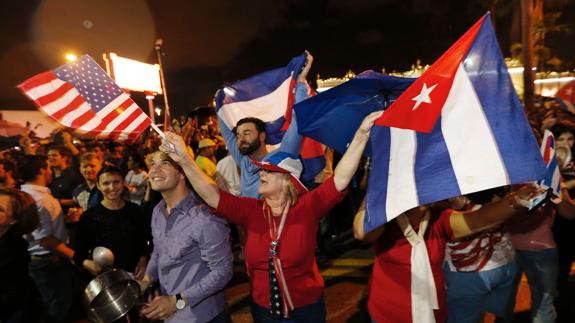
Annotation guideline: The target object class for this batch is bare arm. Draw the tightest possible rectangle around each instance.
[160,132,221,208]
[39,235,75,260]
[333,111,383,192]
[449,184,542,239]
[353,196,385,242]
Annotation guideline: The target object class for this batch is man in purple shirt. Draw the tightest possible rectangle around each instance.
[141,150,233,323]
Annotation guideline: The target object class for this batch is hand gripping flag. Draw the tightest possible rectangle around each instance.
[539,130,561,197]
[294,70,414,156]
[216,53,325,183]
[17,55,151,142]
[364,14,546,232]
[216,53,307,144]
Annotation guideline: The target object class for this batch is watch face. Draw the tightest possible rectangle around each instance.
[176,299,186,310]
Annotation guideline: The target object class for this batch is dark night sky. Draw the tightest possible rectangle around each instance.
[1,0,573,117]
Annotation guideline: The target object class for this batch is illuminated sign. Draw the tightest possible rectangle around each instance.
[103,53,162,94]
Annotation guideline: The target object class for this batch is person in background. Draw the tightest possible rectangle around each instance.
[19,154,77,323]
[125,153,148,205]
[353,184,540,323]
[216,153,241,196]
[0,159,17,189]
[74,166,148,277]
[46,145,83,212]
[140,150,233,323]
[0,189,41,323]
[72,152,103,212]
[218,51,313,198]
[87,143,105,163]
[105,141,125,170]
[195,138,217,180]
[443,189,518,323]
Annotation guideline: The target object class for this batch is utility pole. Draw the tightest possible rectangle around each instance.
[521,0,535,111]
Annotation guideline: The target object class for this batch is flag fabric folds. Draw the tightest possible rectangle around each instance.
[215,53,325,183]
[294,71,414,156]
[364,14,546,232]
[215,53,307,145]
[539,130,561,196]
[17,55,151,142]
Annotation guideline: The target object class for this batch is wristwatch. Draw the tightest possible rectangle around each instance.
[175,293,186,310]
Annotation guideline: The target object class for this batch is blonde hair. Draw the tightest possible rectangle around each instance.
[281,173,301,206]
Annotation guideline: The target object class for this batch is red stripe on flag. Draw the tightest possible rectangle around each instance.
[17,71,58,92]
[100,98,133,125]
[35,83,74,106]
[50,95,85,120]
[543,136,552,164]
[108,109,145,139]
[126,118,152,143]
[71,109,98,129]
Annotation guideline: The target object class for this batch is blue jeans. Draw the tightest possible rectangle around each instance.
[501,249,558,323]
[28,257,77,323]
[249,296,325,323]
[444,262,517,323]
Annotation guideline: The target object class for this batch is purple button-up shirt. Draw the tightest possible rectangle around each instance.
[146,192,232,323]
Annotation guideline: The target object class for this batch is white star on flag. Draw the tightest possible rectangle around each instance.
[411,83,438,111]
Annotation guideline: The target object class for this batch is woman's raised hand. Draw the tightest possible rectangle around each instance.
[358,110,384,135]
[160,132,194,165]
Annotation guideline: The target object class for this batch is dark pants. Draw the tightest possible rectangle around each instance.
[207,311,231,323]
[249,296,325,323]
[28,257,78,323]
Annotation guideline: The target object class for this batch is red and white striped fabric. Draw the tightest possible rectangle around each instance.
[17,55,151,142]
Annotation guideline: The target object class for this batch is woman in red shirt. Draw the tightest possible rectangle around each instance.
[353,187,541,323]
[160,111,383,322]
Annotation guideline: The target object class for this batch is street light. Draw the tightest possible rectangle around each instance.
[155,107,162,116]
[65,53,78,62]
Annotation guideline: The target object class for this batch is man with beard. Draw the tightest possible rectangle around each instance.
[219,52,313,198]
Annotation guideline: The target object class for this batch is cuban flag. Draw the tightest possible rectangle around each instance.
[539,130,561,196]
[364,14,546,232]
[216,53,325,183]
[216,53,307,144]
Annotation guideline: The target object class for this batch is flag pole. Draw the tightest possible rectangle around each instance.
[155,38,172,129]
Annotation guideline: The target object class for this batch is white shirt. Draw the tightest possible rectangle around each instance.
[216,155,241,196]
[21,184,68,255]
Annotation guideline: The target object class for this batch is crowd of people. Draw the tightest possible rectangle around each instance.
[0,54,574,323]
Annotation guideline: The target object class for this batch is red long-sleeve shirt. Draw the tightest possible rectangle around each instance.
[216,177,346,309]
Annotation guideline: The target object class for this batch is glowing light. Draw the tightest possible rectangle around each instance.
[103,53,162,94]
[534,77,575,84]
[155,108,162,116]
[223,87,236,97]
[65,53,78,62]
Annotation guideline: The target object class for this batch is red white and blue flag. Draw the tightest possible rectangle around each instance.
[539,130,561,196]
[18,55,151,142]
[215,53,325,183]
[364,14,546,232]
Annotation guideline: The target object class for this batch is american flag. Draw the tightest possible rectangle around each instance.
[17,55,151,142]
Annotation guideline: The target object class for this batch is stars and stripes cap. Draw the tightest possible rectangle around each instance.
[252,151,308,192]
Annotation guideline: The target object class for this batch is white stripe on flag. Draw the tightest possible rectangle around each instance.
[218,77,292,129]
[121,111,149,135]
[102,104,140,131]
[96,93,133,119]
[386,128,419,219]
[78,113,105,132]
[24,78,66,101]
[41,88,79,116]
[442,64,509,194]
[60,102,92,127]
